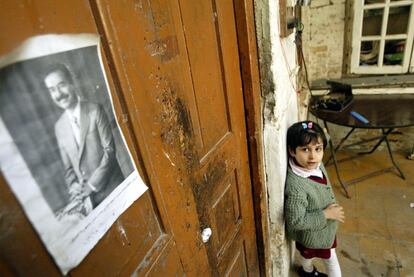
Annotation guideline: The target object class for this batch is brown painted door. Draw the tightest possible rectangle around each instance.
[0,0,259,276]
[175,1,260,275]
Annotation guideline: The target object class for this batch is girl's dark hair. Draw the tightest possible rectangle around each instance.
[286,121,327,154]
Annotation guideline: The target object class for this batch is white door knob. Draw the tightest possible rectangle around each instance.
[201,227,212,243]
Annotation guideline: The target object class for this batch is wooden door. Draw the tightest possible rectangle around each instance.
[176,1,260,275]
[0,0,259,276]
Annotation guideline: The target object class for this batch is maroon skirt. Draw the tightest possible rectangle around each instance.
[296,238,337,259]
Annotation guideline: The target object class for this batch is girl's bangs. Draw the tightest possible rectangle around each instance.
[301,131,321,146]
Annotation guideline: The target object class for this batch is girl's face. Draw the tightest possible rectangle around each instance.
[289,138,324,170]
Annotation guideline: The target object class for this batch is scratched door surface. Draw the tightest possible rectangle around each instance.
[0,0,259,276]
[176,1,260,275]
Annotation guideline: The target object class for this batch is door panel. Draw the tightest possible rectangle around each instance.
[144,240,185,277]
[0,0,258,275]
[209,170,241,256]
[71,194,165,276]
[179,0,231,156]
[179,0,259,275]
[218,233,249,276]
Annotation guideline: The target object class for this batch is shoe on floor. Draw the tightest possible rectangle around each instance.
[298,266,327,277]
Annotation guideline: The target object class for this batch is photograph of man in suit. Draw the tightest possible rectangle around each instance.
[44,63,124,217]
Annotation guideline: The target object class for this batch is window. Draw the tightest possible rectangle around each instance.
[351,0,414,74]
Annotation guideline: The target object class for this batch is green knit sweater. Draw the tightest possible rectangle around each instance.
[284,164,338,249]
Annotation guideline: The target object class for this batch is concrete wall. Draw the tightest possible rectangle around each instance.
[255,0,300,276]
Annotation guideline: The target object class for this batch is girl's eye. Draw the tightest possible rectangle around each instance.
[315,147,322,152]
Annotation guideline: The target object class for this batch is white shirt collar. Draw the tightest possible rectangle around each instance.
[289,158,323,179]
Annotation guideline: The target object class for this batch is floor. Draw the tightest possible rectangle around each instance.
[290,149,414,277]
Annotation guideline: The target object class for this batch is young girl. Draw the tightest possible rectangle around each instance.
[285,121,345,277]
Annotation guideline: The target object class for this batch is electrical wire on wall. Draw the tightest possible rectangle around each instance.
[293,20,324,125]
[295,21,312,97]
[277,22,301,127]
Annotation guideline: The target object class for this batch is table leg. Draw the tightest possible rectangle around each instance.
[358,128,393,155]
[324,121,350,198]
[325,127,355,166]
[383,128,405,179]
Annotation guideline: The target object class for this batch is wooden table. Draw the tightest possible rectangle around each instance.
[310,94,414,198]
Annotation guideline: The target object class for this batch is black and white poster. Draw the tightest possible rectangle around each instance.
[0,34,147,274]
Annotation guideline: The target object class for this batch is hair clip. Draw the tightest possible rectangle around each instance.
[302,122,313,129]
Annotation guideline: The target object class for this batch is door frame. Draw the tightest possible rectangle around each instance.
[234,1,269,275]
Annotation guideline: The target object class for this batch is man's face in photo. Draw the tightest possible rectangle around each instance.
[45,70,77,110]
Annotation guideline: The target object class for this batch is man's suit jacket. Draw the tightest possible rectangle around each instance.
[55,100,124,207]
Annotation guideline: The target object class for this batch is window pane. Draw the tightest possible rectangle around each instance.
[360,41,380,66]
[387,6,411,35]
[383,40,405,65]
[362,9,383,36]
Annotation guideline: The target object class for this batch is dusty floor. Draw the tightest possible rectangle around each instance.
[290,150,414,277]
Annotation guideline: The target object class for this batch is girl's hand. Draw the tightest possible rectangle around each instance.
[323,203,345,223]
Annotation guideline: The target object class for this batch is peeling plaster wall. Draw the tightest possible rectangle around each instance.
[255,0,300,276]
[301,0,346,81]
